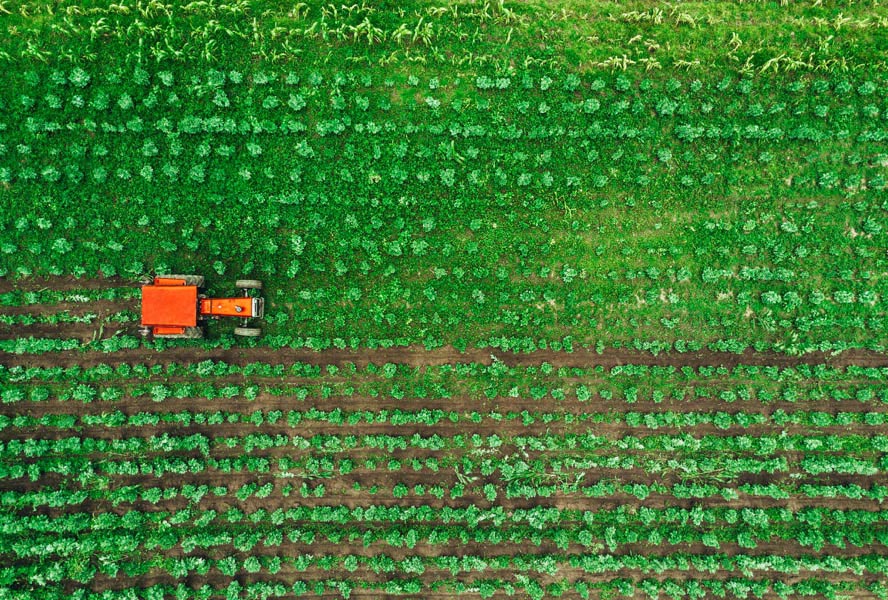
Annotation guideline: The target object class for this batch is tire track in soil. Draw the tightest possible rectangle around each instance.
[4,421,883,485]
[10,500,887,560]
[10,456,882,492]
[0,298,138,317]
[40,589,885,600]
[0,276,131,295]
[5,366,884,391]
[0,296,136,340]
[148,591,881,600]
[4,345,888,370]
[40,565,881,597]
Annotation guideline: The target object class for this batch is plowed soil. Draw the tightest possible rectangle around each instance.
[0,298,137,317]
[0,322,129,341]
[0,275,130,294]
[63,564,880,597]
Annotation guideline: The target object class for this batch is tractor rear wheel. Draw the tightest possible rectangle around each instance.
[154,326,204,339]
[157,274,205,286]
[234,326,262,337]
[235,279,263,290]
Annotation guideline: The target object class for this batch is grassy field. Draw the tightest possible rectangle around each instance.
[2,0,888,598]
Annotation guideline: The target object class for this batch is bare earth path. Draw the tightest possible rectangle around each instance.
[3,278,888,598]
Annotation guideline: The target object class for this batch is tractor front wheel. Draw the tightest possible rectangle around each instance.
[235,279,263,290]
[234,326,262,337]
[157,274,205,286]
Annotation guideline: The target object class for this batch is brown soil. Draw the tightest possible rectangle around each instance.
[58,564,881,598]
[49,590,885,600]
[8,451,885,512]
[4,278,887,594]
[0,322,129,341]
[5,412,887,444]
[26,484,887,515]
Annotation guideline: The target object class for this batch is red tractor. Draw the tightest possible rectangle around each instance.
[139,274,264,339]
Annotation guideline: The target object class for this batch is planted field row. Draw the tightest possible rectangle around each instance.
[2,575,877,600]
[4,70,888,351]
[2,0,883,73]
[9,501,888,534]
[9,503,888,541]
[5,375,888,407]
[5,365,888,412]
[7,478,887,511]
[2,500,887,596]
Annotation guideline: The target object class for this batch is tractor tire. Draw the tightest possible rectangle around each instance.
[154,327,204,339]
[138,326,152,337]
[183,327,204,339]
[139,276,153,286]
[233,326,262,337]
[235,279,263,290]
[157,274,205,286]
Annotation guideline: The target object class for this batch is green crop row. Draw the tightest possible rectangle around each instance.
[0,576,876,600]
[6,477,887,512]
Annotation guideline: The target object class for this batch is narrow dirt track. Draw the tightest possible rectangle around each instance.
[44,564,881,597]
[4,344,888,370]
[7,452,884,507]
[3,414,884,442]
[0,276,131,294]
